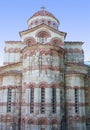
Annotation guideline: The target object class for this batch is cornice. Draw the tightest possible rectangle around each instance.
[19,23,67,38]
[0,62,22,70]
[5,41,22,44]
[0,70,22,76]
[65,41,84,45]
[21,43,65,53]
[65,62,87,68]
[65,63,88,75]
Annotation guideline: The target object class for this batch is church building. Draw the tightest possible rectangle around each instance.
[0,8,90,130]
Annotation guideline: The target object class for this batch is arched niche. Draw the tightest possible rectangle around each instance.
[23,37,36,46]
[36,30,51,44]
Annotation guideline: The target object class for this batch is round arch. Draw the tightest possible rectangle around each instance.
[50,37,63,46]
[50,119,59,130]
[38,117,49,125]
[23,37,36,46]
[26,82,37,88]
[38,81,49,88]
[36,30,51,38]
[27,119,36,125]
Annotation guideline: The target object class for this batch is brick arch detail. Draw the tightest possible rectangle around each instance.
[23,37,36,46]
[50,37,63,46]
[26,82,62,88]
[27,118,36,125]
[21,118,25,124]
[67,48,73,53]
[35,29,51,38]
[38,81,49,88]
[50,118,59,125]
[7,85,13,89]
[59,82,64,87]
[26,82,37,88]
[74,48,81,53]
[74,86,79,89]
[50,82,60,88]
[38,117,49,125]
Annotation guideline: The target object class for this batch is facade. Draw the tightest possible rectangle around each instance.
[0,9,90,130]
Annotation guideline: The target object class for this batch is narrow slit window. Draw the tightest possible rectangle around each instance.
[7,89,12,112]
[30,87,34,113]
[52,88,56,113]
[41,128,45,130]
[41,88,45,114]
[75,88,79,113]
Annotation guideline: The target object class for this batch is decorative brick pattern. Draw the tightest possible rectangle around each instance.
[0,9,88,130]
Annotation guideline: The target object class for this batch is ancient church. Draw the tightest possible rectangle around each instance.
[0,8,90,130]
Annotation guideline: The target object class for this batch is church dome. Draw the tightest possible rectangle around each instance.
[27,9,60,30]
[30,10,59,22]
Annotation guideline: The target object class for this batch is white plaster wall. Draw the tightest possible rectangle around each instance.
[4,43,21,63]
[14,53,21,62]
[45,88,52,115]
[2,76,16,86]
[2,75,21,86]
[23,70,62,84]
[0,77,2,86]
[5,43,21,49]
[56,88,61,115]
[66,75,86,115]
[3,52,10,63]
[0,90,4,113]
[1,89,7,114]
[23,55,62,67]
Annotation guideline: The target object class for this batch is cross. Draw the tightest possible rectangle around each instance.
[40,6,46,10]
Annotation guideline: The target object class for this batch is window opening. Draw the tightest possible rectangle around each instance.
[52,88,56,113]
[75,88,79,113]
[7,89,12,112]
[41,88,45,113]
[30,87,34,113]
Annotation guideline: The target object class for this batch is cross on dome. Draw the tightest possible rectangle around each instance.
[40,6,46,10]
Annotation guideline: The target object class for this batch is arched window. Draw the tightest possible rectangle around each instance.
[24,37,36,46]
[48,20,51,25]
[38,53,42,75]
[53,23,56,28]
[41,88,45,114]
[36,30,51,44]
[30,87,34,113]
[40,127,45,130]
[38,118,48,130]
[51,38,63,46]
[52,88,56,113]
[22,119,25,130]
[27,119,35,129]
[52,126,58,130]
[26,40,32,46]
[7,88,12,112]
[74,88,79,113]
[51,119,58,130]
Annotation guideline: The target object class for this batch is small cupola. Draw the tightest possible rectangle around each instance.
[27,7,60,30]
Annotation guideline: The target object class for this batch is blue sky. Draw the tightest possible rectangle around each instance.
[0,0,90,65]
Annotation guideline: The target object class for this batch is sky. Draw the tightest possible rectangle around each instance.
[0,0,90,66]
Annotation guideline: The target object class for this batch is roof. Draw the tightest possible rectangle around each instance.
[27,10,59,23]
[65,41,84,45]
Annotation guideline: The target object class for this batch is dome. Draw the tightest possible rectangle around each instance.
[27,9,60,29]
[30,10,59,22]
